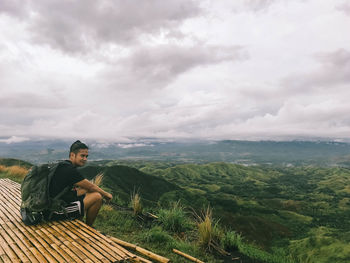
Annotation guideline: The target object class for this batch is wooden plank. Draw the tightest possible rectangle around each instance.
[0,187,21,213]
[0,234,14,263]
[63,220,129,261]
[0,212,34,263]
[59,221,110,262]
[0,181,21,206]
[173,249,205,263]
[0,201,53,262]
[54,222,106,262]
[32,226,69,262]
[0,199,51,262]
[73,219,136,258]
[60,221,118,262]
[109,236,170,263]
[0,230,21,263]
[6,223,49,262]
[49,223,95,262]
[1,223,36,263]
[0,179,151,263]
[0,180,95,262]
[0,180,60,262]
[40,227,76,262]
[44,225,85,263]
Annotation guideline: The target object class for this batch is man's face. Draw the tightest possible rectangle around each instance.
[70,149,89,167]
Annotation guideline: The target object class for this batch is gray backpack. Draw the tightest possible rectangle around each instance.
[20,161,71,225]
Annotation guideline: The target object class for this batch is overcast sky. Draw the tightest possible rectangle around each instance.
[1,0,350,143]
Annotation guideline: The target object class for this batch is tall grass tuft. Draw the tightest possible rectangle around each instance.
[0,165,29,182]
[195,206,226,254]
[130,190,142,216]
[0,165,6,173]
[91,172,104,186]
[6,166,28,178]
[158,201,192,233]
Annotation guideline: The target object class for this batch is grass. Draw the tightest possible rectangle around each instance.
[130,190,142,216]
[238,243,294,263]
[94,204,217,262]
[94,203,296,263]
[0,165,28,182]
[221,230,242,251]
[157,201,192,233]
[140,226,175,245]
[91,172,104,186]
[289,227,350,263]
[195,206,224,253]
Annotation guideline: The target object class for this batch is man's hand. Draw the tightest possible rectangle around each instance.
[104,192,113,201]
[76,179,112,201]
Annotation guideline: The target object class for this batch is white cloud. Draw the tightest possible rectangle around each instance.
[0,136,30,144]
[0,0,350,141]
[24,0,202,53]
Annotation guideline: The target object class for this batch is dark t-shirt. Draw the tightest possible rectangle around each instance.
[49,160,85,203]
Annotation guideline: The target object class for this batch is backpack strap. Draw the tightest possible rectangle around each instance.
[46,160,79,220]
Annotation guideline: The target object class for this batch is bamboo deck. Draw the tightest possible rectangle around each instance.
[0,178,150,263]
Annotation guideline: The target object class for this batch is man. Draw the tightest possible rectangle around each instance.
[49,140,112,226]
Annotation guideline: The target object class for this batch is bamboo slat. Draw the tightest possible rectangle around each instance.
[173,249,205,263]
[109,236,170,263]
[0,178,148,263]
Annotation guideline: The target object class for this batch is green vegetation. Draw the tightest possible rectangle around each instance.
[195,206,222,252]
[0,158,33,168]
[0,164,29,182]
[2,156,350,262]
[158,201,192,233]
[95,161,350,262]
[94,205,219,262]
[95,201,293,263]
[130,190,142,216]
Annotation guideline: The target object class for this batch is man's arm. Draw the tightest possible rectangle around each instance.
[75,179,113,200]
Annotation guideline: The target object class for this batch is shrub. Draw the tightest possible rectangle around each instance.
[140,226,175,245]
[95,206,139,236]
[6,165,28,177]
[130,190,142,216]
[0,165,28,182]
[238,243,294,263]
[0,165,6,173]
[195,206,224,253]
[158,201,192,233]
[91,172,104,186]
[221,230,242,251]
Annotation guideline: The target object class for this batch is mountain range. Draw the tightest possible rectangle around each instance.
[1,139,350,166]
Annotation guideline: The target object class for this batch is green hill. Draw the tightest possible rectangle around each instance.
[0,158,33,168]
[126,161,350,262]
[78,164,180,206]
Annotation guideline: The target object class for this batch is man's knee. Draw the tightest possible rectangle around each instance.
[91,192,103,204]
[84,192,103,208]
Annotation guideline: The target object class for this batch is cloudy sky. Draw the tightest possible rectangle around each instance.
[0,0,350,143]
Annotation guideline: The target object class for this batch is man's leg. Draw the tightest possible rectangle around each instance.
[83,192,103,226]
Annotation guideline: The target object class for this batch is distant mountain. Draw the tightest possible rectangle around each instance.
[1,138,350,166]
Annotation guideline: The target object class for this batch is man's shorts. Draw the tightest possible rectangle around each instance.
[49,195,85,221]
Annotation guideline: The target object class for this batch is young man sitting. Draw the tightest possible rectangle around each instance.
[49,140,112,226]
